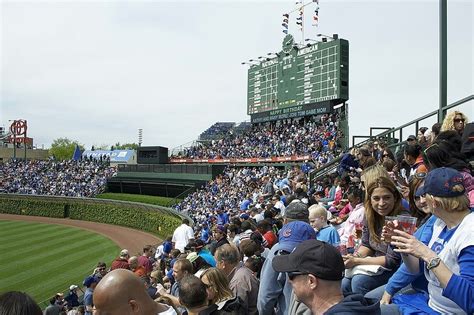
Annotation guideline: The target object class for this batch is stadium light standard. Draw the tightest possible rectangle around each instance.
[317,33,339,41]
[138,128,143,147]
[267,52,281,58]
[241,60,259,66]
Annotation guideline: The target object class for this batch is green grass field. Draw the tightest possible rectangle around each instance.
[0,220,119,307]
[96,193,181,207]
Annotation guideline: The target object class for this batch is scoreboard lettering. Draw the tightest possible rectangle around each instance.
[247,37,349,122]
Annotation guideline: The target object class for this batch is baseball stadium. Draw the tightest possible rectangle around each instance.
[1,1,473,315]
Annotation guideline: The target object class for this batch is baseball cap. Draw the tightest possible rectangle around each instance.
[406,135,417,141]
[240,213,250,220]
[69,285,78,291]
[83,275,99,287]
[273,239,345,281]
[186,252,199,263]
[215,225,226,234]
[284,202,309,222]
[120,249,129,257]
[278,221,316,252]
[417,167,465,198]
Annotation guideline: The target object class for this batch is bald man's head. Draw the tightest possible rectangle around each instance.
[93,269,166,315]
[128,256,139,269]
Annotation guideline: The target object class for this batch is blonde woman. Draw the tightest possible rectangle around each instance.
[441,110,469,136]
[384,167,474,314]
[200,268,244,314]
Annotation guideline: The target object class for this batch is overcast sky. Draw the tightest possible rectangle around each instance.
[1,0,472,151]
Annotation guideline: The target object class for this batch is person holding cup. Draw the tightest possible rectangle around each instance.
[383,167,474,314]
[341,177,407,295]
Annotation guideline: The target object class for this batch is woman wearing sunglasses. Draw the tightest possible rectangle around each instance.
[441,110,469,136]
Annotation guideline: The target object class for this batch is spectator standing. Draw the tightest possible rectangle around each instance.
[172,218,194,253]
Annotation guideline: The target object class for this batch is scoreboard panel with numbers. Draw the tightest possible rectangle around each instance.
[247,36,349,123]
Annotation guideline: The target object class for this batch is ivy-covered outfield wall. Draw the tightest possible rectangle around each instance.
[0,194,186,239]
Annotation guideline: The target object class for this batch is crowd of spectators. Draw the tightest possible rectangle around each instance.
[0,159,116,197]
[175,113,343,159]
[1,110,472,315]
[199,122,235,141]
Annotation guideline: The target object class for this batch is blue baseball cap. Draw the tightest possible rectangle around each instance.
[278,221,316,252]
[240,213,250,220]
[417,167,465,198]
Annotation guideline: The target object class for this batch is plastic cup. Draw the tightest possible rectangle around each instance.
[396,215,417,235]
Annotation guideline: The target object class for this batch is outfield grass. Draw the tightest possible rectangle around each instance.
[96,193,181,207]
[0,220,119,307]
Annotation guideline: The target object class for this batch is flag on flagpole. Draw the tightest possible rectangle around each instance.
[282,13,289,34]
[72,145,82,161]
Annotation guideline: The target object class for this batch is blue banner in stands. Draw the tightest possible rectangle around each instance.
[82,150,134,163]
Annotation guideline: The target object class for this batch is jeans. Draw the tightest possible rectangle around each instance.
[342,269,395,296]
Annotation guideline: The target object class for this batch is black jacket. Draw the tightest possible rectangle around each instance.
[325,294,381,315]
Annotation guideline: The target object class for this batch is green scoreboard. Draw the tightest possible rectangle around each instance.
[247,35,349,123]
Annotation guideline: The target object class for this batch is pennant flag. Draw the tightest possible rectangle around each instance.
[296,16,303,20]
[282,13,290,34]
[72,144,82,161]
[296,21,302,26]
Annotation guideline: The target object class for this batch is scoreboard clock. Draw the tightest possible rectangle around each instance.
[246,37,349,123]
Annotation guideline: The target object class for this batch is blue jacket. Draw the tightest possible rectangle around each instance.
[385,215,436,296]
[258,243,293,315]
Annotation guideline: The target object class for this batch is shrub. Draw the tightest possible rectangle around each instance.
[68,201,181,238]
[0,195,182,239]
[0,197,65,218]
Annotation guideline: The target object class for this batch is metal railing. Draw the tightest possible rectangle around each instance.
[309,94,473,184]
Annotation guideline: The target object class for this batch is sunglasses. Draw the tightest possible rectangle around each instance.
[454,118,465,123]
[382,154,389,157]
[287,271,308,280]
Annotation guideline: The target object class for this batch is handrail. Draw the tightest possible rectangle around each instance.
[309,94,473,183]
